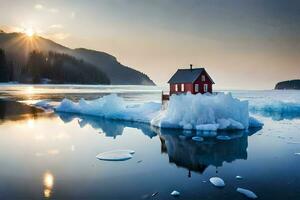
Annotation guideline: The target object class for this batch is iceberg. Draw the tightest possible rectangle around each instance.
[55,93,262,131]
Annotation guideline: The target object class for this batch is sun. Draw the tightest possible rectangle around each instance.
[25,28,35,37]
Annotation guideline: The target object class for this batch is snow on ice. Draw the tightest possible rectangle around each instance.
[55,93,263,131]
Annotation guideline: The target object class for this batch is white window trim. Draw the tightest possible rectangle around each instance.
[181,84,184,92]
[195,84,199,92]
[175,84,178,92]
[204,84,208,92]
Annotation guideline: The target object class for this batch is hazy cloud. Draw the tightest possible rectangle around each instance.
[49,24,63,29]
[34,4,58,13]
[34,4,44,10]
[70,11,76,19]
[49,8,59,13]
[51,33,70,40]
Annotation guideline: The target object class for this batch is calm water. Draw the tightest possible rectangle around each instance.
[0,85,300,199]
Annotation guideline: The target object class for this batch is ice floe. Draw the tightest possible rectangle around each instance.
[236,188,258,199]
[170,190,180,196]
[216,135,231,141]
[55,93,263,131]
[236,175,243,180]
[96,150,135,161]
[192,136,204,142]
[209,177,225,187]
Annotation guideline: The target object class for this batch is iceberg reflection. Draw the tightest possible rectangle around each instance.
[156,128,261,174]
[57,113,157,139]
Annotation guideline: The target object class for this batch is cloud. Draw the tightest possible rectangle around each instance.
[49,8,59,13]
[70,11,76,19]
[51,33,70,40]
[49,24,63,29]
[34,4,44,10]
[34,4,59,13]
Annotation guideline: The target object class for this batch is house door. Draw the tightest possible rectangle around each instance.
[194,84,199,93]
[204,84,208,93]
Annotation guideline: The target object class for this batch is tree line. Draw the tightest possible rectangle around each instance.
[0,49,14,82]
[0,49,110,84]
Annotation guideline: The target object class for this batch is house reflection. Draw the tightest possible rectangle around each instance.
[57,113,157,139]
[156,127,261,175]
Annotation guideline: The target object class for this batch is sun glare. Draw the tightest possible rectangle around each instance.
[25,28,35,37]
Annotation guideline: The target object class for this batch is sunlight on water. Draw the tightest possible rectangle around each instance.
[26,119,35,128]
[43,171,54,198]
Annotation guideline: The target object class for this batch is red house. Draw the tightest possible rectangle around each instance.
[168,65,215,96]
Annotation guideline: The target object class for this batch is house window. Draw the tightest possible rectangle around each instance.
[181,84,184,92]
[201,75,205,82]
[175,84,178,92]
[195,84,199,92]
[204,84,208,93]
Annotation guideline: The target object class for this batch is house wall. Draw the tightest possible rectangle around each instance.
[170,83,194,95]
[193,71,213,93]
[169,71,213,95]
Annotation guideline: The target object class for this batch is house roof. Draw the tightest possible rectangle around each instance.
[168,68,215,84]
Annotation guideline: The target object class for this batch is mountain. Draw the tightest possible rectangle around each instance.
[0,31,155,85]
[275,80,300,90]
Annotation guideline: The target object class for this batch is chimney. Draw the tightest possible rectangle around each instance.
[190,64,193,71]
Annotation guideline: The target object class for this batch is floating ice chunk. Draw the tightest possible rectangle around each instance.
[216,135,231,141]
[294,153,300,156]
[192,136,204,142]
[96,150,135,161]
[170,190,180,197]
[197,131,217,137]
[151,192,158,197]
[209,177,225,187]
[287,141,300,144]
[237,188,258,199]
[236,175,243,180]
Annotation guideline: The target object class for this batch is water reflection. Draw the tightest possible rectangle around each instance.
[57,113,157,139]
[43,171,54,198]
[0,99,44,122]
[57,112,262,176]
[155,128,261,175]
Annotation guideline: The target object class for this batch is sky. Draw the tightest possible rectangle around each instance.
[0,0,299,89]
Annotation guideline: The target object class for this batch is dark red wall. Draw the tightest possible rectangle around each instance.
[169,71,213,95]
